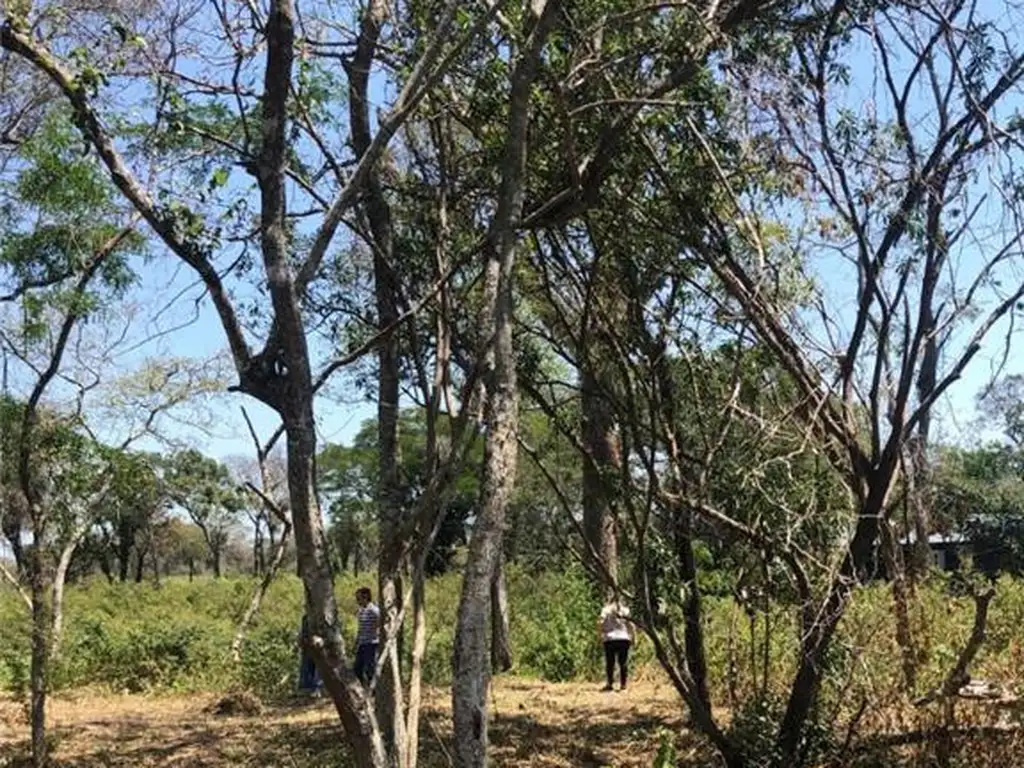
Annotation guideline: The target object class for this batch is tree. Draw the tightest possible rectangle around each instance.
[99,450,164,581]
[0,0,509,761]
[627,0,1024,760]
[450,3,563,764]
[163,449,242,578]
[158,518,209,581]
[0,104,147,766]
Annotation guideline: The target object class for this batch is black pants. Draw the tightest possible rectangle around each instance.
[354,642,379,686]
[604,639,631,688]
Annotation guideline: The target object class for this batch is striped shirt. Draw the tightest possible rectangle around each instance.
[357,602,380,646]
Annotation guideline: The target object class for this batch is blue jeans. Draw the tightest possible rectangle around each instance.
[354,642,379,685]
[298,653,321,692]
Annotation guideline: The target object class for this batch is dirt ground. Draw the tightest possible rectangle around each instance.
[0,678,715,767]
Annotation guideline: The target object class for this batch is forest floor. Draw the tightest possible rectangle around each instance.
[0,677,717,767]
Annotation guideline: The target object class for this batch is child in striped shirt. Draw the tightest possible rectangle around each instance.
[354,587,380,686]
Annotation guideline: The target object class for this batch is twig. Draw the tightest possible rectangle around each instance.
[0,561,31,611]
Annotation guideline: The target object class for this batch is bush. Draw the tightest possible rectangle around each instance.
[512,564,603,681]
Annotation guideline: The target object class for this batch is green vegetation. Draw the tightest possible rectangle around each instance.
[5,569,1024,723]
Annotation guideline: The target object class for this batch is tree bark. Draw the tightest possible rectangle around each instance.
[490,553,513,673]
[211,544,223,579]
[405,566,428,768]
[288,407,389,768]
[881,517,918,692]
[134,542,148,583]
[151,547,161,587]
[28,536,49,768]
[253,516,265,576]
[50,527,86,659]
[117,520,133,582]
[452,6,560,765]
[581,363,619,594]
[345,0,407,751]
[676,506,711,712]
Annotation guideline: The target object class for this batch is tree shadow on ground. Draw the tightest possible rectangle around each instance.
[0,700,713,768]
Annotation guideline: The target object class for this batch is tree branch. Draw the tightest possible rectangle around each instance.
[0,560,31,611]
[296,0,502,296]
[0,22,253,374]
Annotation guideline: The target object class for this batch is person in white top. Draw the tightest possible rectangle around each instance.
[598,599,634,691]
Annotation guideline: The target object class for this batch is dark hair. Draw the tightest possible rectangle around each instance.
[356,587,372,600]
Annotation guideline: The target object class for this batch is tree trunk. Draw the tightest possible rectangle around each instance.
[581,365,619,594]
[50,530,85,659]
[28,537,49,768]
[676,506,710,712]
[285,404,388,768]
[211,545,222,579]
[188,558,195,582]
[117,524,132,582]
[98,547,114,583]
[881,518,918,691]
[777,483,892,760]
[253,517,264,576]
[908,305,939,578]
[134,543,148,583]
[452,9,560,764]
[345,0,407,755]
[405,566,428,768]
[452,393,516,767]
[490,554,513,673]
[151,547,161,588]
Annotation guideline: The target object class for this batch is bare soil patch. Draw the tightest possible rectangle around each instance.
[0,678,711,767]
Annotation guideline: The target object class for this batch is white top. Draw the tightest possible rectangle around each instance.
[600,602,631,641]
[357,602,380,645]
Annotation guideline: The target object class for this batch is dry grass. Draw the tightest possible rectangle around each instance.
[0,678,716,767]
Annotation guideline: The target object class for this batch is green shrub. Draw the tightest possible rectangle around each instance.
[238,622,299,699]
[512,564,602,681]
[3,565,1024,729]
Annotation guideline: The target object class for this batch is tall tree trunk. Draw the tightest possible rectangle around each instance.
[99,550,114,583]
[151,547,161,588]
[490,553,512,673]
[581,365,619,594]
[676,506,710,712]
[253,516,265,576]
[452,7,560,765]
[405,564,428,768]
[345,0,408,755]
[908,273,940,578]
[286,405,389,768]
[881,517,917,691]
[134,542,148,583]
[117,523,132,582]
[28,534,49,768]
